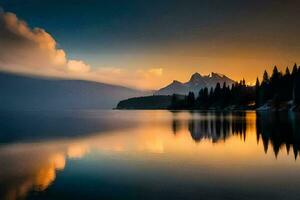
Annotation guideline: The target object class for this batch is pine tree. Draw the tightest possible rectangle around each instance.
[202,87,209,108]
[262,70,270,84]
[294,65,300,104]
[261,70,270,103]
[187,92,195,109]
[283,67,292,100]
[255,77,261,107]
[196,89,203,108]
[270,66,281,101]
[292,63,298,103]
[214,83,221,99]
[292,63,298,77]
[208,87,214,106]
[285,67,291,76]
[171,94,178,109]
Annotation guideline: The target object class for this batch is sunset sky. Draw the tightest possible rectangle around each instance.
[0,0,300,89]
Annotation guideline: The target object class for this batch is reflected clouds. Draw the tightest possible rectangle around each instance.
[0,141,88,200]
[1,110,300,199]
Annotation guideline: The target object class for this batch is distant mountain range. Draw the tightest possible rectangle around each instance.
[0,72,148,110]
[154,72,235,95]
[0,71,236,110]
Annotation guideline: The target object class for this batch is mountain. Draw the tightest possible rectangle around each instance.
[154,72,235,95]
[0,72,147,110]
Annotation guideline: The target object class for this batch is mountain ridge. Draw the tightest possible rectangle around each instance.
[0,71,148,109]
[154,72,235,95]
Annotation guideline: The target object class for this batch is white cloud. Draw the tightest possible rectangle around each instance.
[0,10,165,90]
[67,60,90,73]
[0,11,89,75]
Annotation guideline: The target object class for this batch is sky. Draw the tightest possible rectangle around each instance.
[0,0,300,89]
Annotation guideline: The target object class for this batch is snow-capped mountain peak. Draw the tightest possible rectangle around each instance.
[154,72,235,95]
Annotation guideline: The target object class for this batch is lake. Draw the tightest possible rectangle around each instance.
[1,110,300,200]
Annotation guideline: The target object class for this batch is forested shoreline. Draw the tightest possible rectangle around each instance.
[170,63,300,111]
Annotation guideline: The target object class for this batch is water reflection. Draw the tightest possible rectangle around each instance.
[0,141,89,200]
[172,111,250,143]
[0,110,139,142]
[172,111,300,159]
[187,112,247,142]
[1,110,300,200]
[256,112,300,159]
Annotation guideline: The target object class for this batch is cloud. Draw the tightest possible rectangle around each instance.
[0,11,90,75]
[67,60,90,73]
[144,68,163,77]
[0,10,165,89]
[89,67,164,89]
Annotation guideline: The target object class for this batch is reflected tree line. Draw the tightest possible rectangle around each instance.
[172,112,248,143]
[256,112,300,159]
[171,111,300,159]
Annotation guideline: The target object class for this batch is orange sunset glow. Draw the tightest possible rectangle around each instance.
[1,1,300,200]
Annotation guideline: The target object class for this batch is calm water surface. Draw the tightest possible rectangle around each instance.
[0,110,300,200]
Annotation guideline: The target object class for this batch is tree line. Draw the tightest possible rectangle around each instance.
[170,63,300,110]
